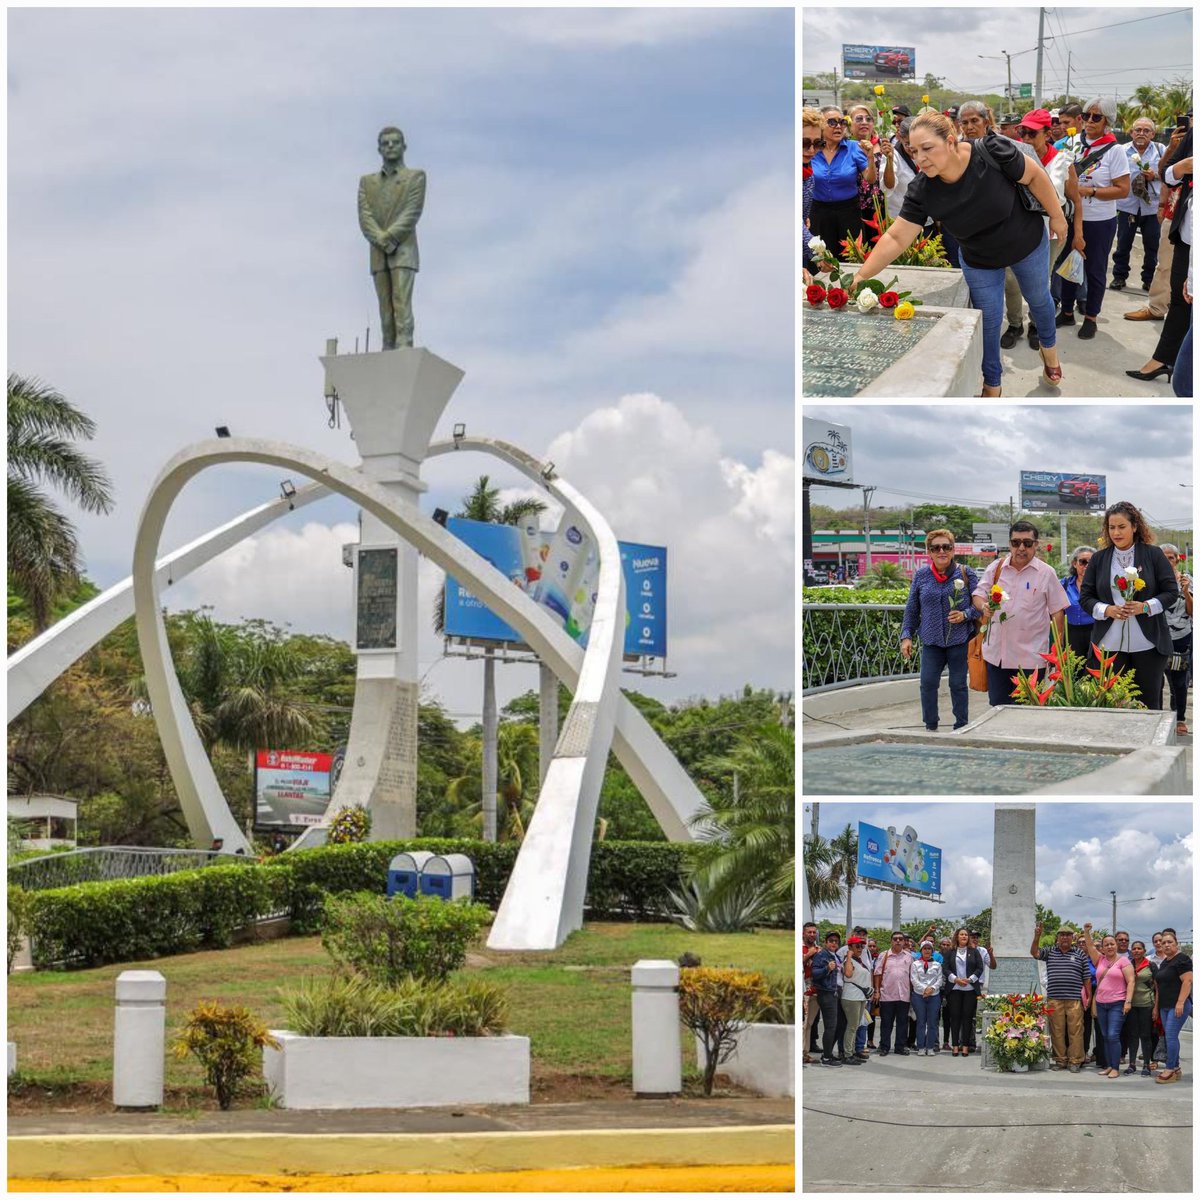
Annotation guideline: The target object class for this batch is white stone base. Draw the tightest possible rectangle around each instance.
[696,1024,795,1098]
[7,1042,15,1076]
[263,1031,530,1109]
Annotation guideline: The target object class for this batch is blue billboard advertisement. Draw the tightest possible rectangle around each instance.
[443,517,668,657]
[857,821,942,894]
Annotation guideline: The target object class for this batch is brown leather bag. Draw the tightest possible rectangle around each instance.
[967,560,1000,692]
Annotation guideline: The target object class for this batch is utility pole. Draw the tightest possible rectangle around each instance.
[862,486,877,572]
[1035,8,1045,107]
[832,66,840,109]
[1065,51,1071,106]
[1005,51,1012,105]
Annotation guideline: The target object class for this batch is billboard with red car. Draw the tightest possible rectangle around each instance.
[1020,471,1107,513]
[842,44,917,81]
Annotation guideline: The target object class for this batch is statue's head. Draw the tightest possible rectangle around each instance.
[378,127,407,160]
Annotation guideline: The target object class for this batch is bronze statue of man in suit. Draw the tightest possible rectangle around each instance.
[358,127,426,349]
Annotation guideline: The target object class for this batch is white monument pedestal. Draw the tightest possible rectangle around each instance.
[321,348,464,838]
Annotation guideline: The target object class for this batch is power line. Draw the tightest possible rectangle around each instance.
[1053,8,1191,39]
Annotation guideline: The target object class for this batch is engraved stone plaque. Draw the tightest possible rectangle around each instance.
[803,308,942,397]
[356,548,398,650]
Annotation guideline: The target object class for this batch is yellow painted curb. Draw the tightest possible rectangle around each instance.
[9,1163,795,1192]
[8,1126,794,1181]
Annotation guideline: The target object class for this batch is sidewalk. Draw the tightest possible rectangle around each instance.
[994,235,1187,398]
[802,1033,1191,1192]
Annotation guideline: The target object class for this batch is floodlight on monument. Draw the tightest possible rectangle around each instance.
[215,426,231,439]
[453,423,466,445]
[541,461,556,481]
[280,479,296,500]
[433,508,450,527]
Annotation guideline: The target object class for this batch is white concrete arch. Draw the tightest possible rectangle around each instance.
[7,481,329,723]
[133,438,629,947]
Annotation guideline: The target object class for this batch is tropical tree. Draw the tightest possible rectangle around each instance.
[445,721,541,841]
[7,373,114,630]
[685,721,795,923]
[858,561,908,589]
[827,822,859,933]
[803,832,845,913]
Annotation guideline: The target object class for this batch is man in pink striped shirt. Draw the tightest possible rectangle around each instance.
[972,520,1069,708]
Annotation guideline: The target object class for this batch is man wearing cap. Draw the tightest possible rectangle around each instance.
[837,927,875,1060]
[1005,108,1082,352]
[1112,118,1167,293]
[999,113,1023,139]
[889,104,911,149]
[1049,110,1065,142]
[1031,921,1091,1072]
[839,935,872,1066]
[1125,120,1189,322]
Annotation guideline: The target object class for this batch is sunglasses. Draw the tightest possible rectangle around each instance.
[826,117,848,127]
[1083,112,1105,122]
[1077,557,1092,566]
[1010,537,1036,548]
[1019,128,1039,138]
[803,138,826,149]
[929,543,954,553]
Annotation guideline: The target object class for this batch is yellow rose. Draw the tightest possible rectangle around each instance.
[1067,127,1077,136]
[894,301,916,320]
[874,84,886,96]
[922,95,930,104]
[1134,578,1146,591]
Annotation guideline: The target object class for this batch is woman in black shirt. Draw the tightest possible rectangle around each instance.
[849,112,1068,398]
[1152,931,1192,1083]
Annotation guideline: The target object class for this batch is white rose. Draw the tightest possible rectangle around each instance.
[856,289,878,313]
[808,236,827,256]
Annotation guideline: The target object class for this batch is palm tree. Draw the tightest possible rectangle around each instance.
[445,722,541,841]
[686,722,795,922]
[827,823,859,933]
[7,373,113,630]
[1132,84,1159,116]
[859,561,908,589]
[803,832,845,913]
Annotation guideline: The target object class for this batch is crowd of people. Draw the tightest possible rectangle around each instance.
[899,501,1191,731]
[803,97,1194,397]
[803,920,1192,1083]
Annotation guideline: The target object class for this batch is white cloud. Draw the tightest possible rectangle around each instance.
[504,8,762,48]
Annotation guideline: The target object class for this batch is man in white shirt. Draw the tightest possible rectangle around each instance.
[1112,118,1167,292]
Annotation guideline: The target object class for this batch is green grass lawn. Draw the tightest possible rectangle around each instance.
[8,922,794,1094]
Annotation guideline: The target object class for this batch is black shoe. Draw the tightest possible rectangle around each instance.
[1000,323,1023,348]
[820,1057,844,1067]
[952,722,968,730]
[1125,364,1172,381]
[1111,277,1127,290]
[1055,311,1076,327]
[879,1048,890,1057]
[1028,328,1040,351]
[1077,301,1087,315]
[925,724,938,732]
[896,1048,911,1056]
[1078,319,1097,339]
[844,1056,866,1066]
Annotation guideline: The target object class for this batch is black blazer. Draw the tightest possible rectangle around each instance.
[1078,542,1178,656]
[944,946,984,991]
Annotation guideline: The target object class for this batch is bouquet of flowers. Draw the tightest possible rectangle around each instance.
[1112,565,1145,652]
[984,580,1009,646]
[983,993,1053,1071]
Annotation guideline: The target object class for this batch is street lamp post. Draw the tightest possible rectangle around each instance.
[1075,890,1156,935]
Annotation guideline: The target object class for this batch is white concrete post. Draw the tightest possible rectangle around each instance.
[481,650,498,842]
[631,959,681,1096]
[113,970,166,1108]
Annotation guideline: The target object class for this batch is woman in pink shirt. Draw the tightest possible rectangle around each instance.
[1081,923,1135,1080]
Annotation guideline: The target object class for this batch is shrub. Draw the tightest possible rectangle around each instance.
[173,1001,279,1110]
[279,974,509,1038]
[8,886,30,973]
[585,841,692,919]
[320,891,491,984]
[678,967,771,1096]
[668,878,768,933]
[327,804,371,845]
[758,975,795,1025]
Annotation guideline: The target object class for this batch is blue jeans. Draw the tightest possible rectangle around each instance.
[1060,216,1118,319]
[919,641,969,729]
[1112,210,1161,287]
[1095,1001,1125,1071]
[1173,309,1193,398]
[911,992,942,1050]
[959,228,1058,387]
[1161,997,1192,1070]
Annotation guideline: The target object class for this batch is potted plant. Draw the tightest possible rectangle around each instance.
[983,993,1053,1073]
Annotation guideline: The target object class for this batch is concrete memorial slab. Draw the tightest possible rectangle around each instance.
[802,306,983,397]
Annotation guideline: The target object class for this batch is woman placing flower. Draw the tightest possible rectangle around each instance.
[899,529,980,731]
[1078,500,1178,710]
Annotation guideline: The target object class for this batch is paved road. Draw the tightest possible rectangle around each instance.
[802,1033,1191,1192]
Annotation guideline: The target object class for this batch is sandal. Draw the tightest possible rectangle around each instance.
[1155,1068,1181,1084]
[1177,722,1188,736]
[980,384,1003,398]
[1039,347,1063,387]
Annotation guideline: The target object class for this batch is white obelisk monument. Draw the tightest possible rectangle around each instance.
[989,802,1042,995]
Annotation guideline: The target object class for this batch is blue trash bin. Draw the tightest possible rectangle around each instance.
[387,850,435,898]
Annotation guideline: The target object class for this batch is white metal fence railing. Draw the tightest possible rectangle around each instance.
[8,846,250,891]
[802,603,921,694]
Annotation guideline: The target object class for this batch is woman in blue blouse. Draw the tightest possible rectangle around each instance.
[900,530,981,731]
[1060,545,1096,666]
[809,107,876,258]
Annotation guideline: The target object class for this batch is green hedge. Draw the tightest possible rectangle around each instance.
[24,839,696,968]
[802,587,910,604]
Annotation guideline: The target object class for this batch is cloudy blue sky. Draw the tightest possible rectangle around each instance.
[806,802,1194,943]
[9,7,794,723]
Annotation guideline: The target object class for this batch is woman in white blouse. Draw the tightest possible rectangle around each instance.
[1054,97,1130,341]
[945,927,985,1058]
[910,941,945,1056]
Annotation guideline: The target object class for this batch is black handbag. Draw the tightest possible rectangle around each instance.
[975,132,1047,216]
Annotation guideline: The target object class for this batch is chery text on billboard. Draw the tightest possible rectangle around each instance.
[443,517,668,657]
[857,821,942,894]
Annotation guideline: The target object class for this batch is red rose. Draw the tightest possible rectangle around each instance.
[1115,576,1127,590]
[879,291,899,308]
[806,284,827,306]
[827,287,849,309]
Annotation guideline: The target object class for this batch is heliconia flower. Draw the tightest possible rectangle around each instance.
[1039,646,1062,667]
[1090,644,1117,668]
[1047,668,1062,682]
[1035,682,1055,705]
[1086,667,1103,680]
